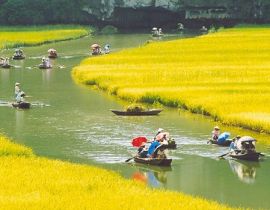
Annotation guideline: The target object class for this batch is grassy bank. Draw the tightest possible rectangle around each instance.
[0,134,240,210]
[72,26,270,136]
[0,25,90,49]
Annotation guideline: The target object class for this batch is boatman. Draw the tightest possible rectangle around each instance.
[211,126,220,141]
[15,82,21,98]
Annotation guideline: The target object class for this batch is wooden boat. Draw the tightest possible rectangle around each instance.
[12,55,25,60]
[39,64,52,69]
[208,139,232,147]
[229,151,260,161]
[134,157,172,167]
[12,102,31,109]
[111,109,162,116]
[1,64,11,69]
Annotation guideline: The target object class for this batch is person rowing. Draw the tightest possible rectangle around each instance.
[13,49,24,58]
[232,136,256,153]
[137,142,148,158]
[16,90,26,103]
[211,126,220,141]
[104,44,110,54]
[15,82,21,99]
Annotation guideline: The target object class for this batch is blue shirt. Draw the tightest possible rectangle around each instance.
[148,141,160,156]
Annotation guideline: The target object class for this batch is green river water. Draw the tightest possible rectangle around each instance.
[0,33,270,210]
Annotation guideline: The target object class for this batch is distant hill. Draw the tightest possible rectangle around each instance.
[0,0,269,27]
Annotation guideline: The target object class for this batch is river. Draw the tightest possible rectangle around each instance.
[0,33,269,210]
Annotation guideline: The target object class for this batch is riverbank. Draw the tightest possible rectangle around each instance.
[0,25,90,49]
[72,26,270,137]
[0,134,240,210]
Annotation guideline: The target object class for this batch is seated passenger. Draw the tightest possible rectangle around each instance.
[16,91,26,103]
[211,126,220,141]
[147,140,160,157]
[104,44,110,54]
[138,142,148,158]
[229,135,241,151]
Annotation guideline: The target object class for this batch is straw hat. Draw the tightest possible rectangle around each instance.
[157,128,164,133]
[15,82,20,86]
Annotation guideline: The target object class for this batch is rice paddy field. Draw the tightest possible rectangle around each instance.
[0,25,89,49]
[72,26,270,137]
[0,134,240,210]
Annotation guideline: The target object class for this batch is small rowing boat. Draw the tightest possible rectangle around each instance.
[12,55,25,60]
[229,151,260,161]
[12,102,31,109]
[134,157,172,166]
[111,109,162,116]
[1,64,12,69]
[39,64,52,69]
[208,138,232,147]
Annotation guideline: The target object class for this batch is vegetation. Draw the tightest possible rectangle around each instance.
[100,25,118,34]
[0,134,241,209]
[73,26,270,136]
[0,0,89,25]
[126,104,146,112]
[0,135,33,157]
[0,25,90,49]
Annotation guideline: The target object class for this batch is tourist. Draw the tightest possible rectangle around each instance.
[211,126,220,140]
[138,142,148,158]
[104,44,110,54]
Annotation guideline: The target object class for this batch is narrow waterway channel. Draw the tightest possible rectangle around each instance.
[0,33,269,210]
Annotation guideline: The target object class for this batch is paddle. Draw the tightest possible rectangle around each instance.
[125,156,136,163]
[259,153,265,157]
[218,152,231,159]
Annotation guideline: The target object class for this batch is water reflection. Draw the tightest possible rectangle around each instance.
[131,164,171,187]
[15,109,25,135]
[229,160,259,184]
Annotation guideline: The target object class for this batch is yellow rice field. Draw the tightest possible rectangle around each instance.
[0,25,89,49]
[73,26,270,135]
[0,134,240,209]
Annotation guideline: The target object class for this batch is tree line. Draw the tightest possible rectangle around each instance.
[0,0,90,25]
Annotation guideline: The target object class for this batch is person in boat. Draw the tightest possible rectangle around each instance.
[158,28,163,36]
[104,44,110,54]
[152,27,158,36]
[91,44,101,55]
[137,142,148,158]
[14,82,21,98]
[236,136,256,152]
[201,26,208,32]
[48,49,57,57]
[0,57,4,65]
[231,136,256,154]
[16,90,26,103]
[211,126,220,141]
[229,135,241,151]
[2,57,9,66]
[148,132,168,158]
[41,57,51,68]
[177,23,184,31]
[14,49,23,57]
[154,128,164,141]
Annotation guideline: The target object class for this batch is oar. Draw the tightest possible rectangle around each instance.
[125,156,136,163]
[218,152,231,159]
[259,152,265,157]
